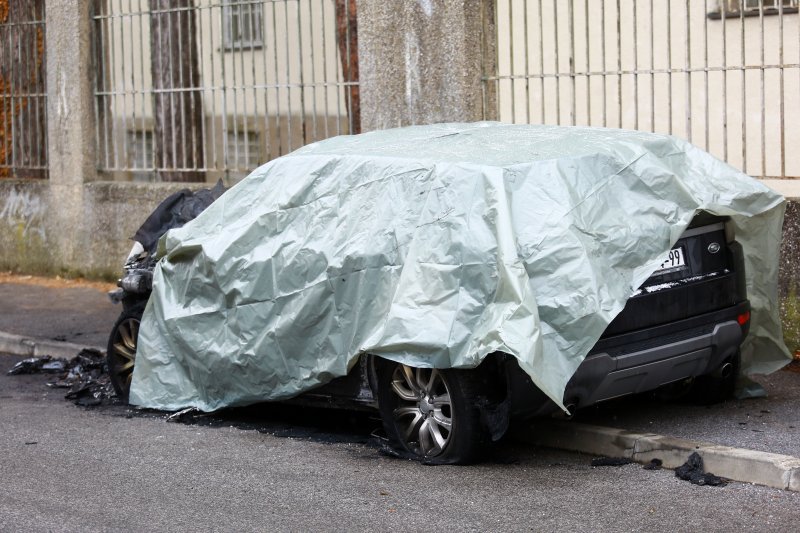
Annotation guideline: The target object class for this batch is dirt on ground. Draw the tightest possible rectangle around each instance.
[0,272,116,293]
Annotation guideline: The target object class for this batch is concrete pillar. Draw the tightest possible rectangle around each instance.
[45,0,96,270]
[358,0,496,131]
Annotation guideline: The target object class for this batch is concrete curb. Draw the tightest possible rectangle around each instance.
[0,331,104,359]
[517,420,800,491]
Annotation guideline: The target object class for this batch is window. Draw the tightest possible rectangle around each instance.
[222,1,263,50]
[226,130,260,170]
[710,0,799,18]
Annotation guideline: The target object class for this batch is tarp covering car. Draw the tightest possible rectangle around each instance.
[129,123,789,412]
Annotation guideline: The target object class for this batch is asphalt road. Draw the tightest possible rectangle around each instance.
[2,353,799,532]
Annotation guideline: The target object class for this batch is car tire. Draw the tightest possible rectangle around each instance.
[107,302,145,402]
[376,360,490,464]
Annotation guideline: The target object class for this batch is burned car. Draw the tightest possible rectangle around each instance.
[108,123,789,464]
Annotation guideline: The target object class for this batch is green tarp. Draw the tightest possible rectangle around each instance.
[129,123,789,412]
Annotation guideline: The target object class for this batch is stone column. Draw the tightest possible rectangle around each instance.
[358,0,496,131]
[45,0,96,269]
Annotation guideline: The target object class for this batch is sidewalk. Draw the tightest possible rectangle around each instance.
[0,274,117,356]
[1,274,799,489]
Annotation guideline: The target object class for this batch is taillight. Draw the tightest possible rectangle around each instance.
[737,311,751,326]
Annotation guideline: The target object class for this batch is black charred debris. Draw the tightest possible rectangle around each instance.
[675,452,728,487]
[591,453,726,486]
[590,457,662,469]
[7,349,116,407]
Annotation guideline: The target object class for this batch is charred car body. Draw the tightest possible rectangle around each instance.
[108,123,785,464]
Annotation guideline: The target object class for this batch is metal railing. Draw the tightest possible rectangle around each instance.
[484,0,800,179]
[0,1,48,179]
[93,0,358,182]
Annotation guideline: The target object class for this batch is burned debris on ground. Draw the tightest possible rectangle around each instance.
[7,349,116,407]
[675,452,728,487]
[590,457,634,467]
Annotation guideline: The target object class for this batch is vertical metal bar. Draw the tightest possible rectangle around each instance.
[538,0,545,123]
[320,0,331,139]
[721,0,728,161]
[167,4,177,172]
[633,0,639,131]
[43,8,48,170]
[616,0,621,128]
[208,1,220,171]
[10,17,16,171]
[138,0,150,174]
[343,0,353,131]
[232,2,243,171]
[509,0,516,122]
[284,2,292,148]
[703,0,709,151]
[684,0,691,141]
[667,0,673,135]
[122,0,132,171]
[103,7,112,170]
[110,5,120,170]
[333,1,343,133]
[553,0,560,124]
[601,0,607,127]
[650,0,655,132]
[270,1,283,154]
[92,8,101,174]
[261,0,273,161]
[22,13,30,169]
[307,0,318,141]
[759,0,766,178]
[569,0,575,126]
[740,3,746,173]
[585,0,591,126]
[197,1,209,171]
[188,2,200,172]
[297,0,307,143]
[249,2,259,165]
[775,0,787,178]
[219,2,229,173]
[236,2,250,171]
[523,0,531,124]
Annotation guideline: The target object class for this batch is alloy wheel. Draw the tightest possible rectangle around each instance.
[109,316,139,395]
[390,365,453,457]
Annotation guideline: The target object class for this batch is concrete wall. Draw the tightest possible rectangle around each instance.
[358,0,492,128]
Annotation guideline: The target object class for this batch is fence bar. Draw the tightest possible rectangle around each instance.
[685,0,691,141]
[740,4,746,172]
[760,1,766,178]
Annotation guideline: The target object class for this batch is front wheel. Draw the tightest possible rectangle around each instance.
[107,303,145,402]
[376,361,490,464]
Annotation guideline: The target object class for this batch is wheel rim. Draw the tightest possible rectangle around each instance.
[109,317,139,395]
[390,365,453,457]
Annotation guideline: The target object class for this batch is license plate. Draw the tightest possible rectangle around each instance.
[653,246,686,275]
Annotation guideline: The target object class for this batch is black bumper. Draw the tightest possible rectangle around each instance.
[506,300,750,418]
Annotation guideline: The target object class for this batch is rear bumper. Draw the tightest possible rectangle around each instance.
[507,300,750,418]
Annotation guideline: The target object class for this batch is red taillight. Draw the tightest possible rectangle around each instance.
[737,311,751,326]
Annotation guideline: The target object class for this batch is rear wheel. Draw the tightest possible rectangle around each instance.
[376,361,490,464]
[107,303,145,402]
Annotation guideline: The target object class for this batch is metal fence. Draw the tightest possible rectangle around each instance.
[484,0,800,179]
[0,1,48,179]
[93,0,358,182]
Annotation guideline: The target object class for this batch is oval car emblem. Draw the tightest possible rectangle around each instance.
[708,242,721,254]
